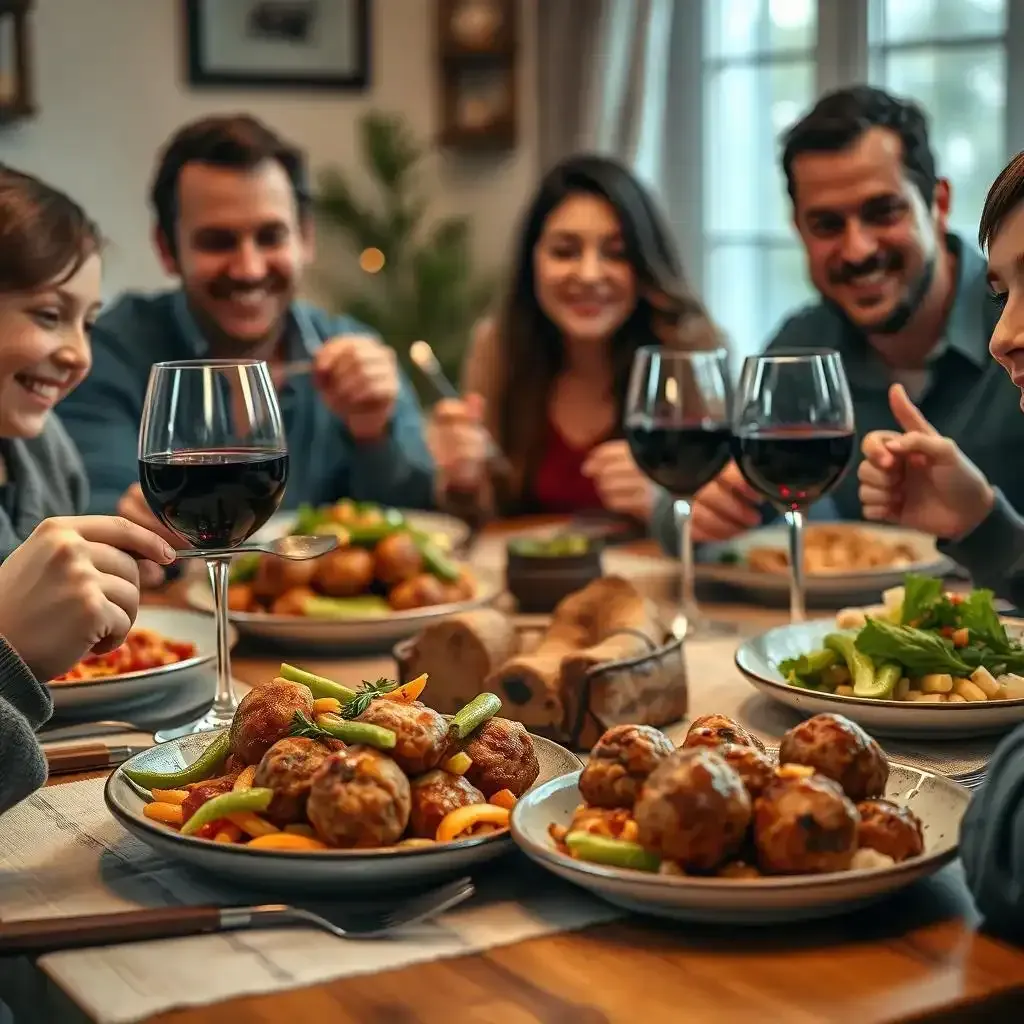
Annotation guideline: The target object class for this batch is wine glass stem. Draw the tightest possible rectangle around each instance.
[676,498,697,615]
[787,508,806,623]
[206,557,237,719]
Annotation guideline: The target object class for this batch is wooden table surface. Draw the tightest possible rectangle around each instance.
[34,522,1024,1024]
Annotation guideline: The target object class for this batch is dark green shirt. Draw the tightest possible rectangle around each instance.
[58,290,436,514]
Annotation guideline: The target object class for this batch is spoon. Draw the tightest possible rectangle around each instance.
[173,534,339,561]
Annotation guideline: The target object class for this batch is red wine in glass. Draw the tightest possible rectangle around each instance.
[625,423,733,496]
[734,427,854,510]
[139,448,289,549]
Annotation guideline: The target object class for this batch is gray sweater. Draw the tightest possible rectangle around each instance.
[0,635,50,812]
[0,415,88,558]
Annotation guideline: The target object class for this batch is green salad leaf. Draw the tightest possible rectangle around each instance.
[855,618,973,676]
[900,573,958,629]
[778,648,837,688]
[957,587,1012,653]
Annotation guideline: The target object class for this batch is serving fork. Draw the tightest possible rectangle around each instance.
[0,876,475,955]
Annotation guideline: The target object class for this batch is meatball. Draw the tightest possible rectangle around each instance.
[779,713,889,802]
[409,769,485,839]
[357,698,450,775]
[229,679,314,765]
[315,547,375,597]
[718,743,775,799]
[856,799,925,864]
[254,736,344,826]
[579,724,675,809]
[270,586,316,616]
[307,746,412,848]
[684,714,765,753]
[462,717,540,798]
[389,573,448,611]
[374,533,424,586]
[251,554,317,601]
[634,748,751,872]
[754,772,858,875]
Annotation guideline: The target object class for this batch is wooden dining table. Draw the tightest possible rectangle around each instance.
[29,524,1024,1024]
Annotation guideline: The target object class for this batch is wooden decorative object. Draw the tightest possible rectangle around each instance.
[0,0,34,125]
[436,0,517,150]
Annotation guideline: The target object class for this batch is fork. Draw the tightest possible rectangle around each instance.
[0,876,475,955]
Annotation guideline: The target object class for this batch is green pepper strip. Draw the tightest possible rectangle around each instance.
[564,831,661,872]
[314,714,397,749]
[180,787,274,837]
[411,533,461,583]
[278,663,359,702]
[451,692,502,739]
[123,732,230,790]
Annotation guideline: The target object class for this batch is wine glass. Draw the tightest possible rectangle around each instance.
[625,346,734,639]
[733,350,855,623]
[138,360,289,735]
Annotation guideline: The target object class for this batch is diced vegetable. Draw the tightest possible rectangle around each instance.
[564,832,661,872]
[970,665,1001,698]
[952,678,988,702]
[278,663,358,703]
[313,697,342,716]
[181,788,273,837]
[123,732,230,790]
[442,752,473,775]
[920,673,953,695]
[388,674,428,703]
[488,789,517,810]
[451,692,502,739]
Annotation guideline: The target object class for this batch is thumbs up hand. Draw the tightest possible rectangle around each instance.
[858,384,995,540]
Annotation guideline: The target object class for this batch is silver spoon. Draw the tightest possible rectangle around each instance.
[172,534,339,561]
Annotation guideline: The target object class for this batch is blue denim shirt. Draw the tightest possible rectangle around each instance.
[58,290,436,514]
[653,233,1024,553]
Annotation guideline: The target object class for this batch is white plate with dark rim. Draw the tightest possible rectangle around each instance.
[105,727,582,892]
[47,606,235,717]
[511,766,967,925]
[184,567,503,652]
[735,619,1024,739]
[697,523,953,604]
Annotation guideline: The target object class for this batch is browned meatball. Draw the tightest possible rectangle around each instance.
[357,698,450,775]
[685,714,765,753]
[251,554,317,601]
[754,772,858,875]
[779,713,889,802]
[254,736,344,826]
[307,747,411,848]
[374,533,424,586]
[634,748,751,872]
[718,743,775,799]
[315,547,375,597]
[462,717,540,798]
[270,586,316,616]
[856,799,924,863]
[579,724,675,809]
[409,770,485,839]
[229,680,314,765]
[389,573,448,611]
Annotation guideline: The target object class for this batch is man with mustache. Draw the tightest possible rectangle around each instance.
[58,114,434,546]
[671,85,1024,545]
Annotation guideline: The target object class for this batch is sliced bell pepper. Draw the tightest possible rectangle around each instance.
[181,787,273,837]
[435,804,510,842]
[564,831,660,872]
[123,732,230,790]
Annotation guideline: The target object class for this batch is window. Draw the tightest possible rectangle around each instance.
[699,0,1014,359]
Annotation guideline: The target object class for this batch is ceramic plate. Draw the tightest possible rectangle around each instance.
[735,619,1024,738]
[697,523,952,605]
[512,766,966,925]
[185,567,503,652]
[47,607,233,718]
[105,728,581,892]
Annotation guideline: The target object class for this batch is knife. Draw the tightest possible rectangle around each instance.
[45,743,149,775]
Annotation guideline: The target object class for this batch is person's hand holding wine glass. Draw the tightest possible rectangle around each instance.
[733,350,856,622]
[137,359,289,735]
[624,346,734,638]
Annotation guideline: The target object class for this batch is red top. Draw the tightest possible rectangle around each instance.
[529,419,605,514]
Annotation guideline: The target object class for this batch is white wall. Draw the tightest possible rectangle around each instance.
[0,0,538,299]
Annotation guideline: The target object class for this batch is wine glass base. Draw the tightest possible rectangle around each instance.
[670,610,739,641]
[153,709,233,744]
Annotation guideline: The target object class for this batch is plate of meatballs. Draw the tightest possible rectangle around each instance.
[511,713,969,924]
[104,669,580,892]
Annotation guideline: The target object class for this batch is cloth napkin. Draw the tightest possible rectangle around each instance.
[0,779,621,1024]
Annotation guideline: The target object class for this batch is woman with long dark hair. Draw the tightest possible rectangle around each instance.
[428,154,722,521]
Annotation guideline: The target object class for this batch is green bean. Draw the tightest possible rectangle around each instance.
[311,713,397,750]
[564,832,660,872]
[451,692,502,739]
[123,732,230,790]
[278,663,358,702]
[181,788,274,836]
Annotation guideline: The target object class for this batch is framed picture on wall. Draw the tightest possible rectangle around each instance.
[184,0,370,90]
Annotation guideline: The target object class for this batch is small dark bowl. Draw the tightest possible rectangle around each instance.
[505,537,604,614]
